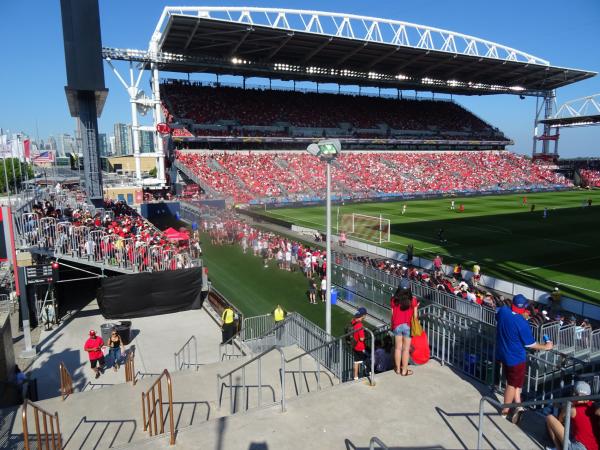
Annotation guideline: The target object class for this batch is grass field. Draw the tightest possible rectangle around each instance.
[259,190,600,304]
[200,232,355,335]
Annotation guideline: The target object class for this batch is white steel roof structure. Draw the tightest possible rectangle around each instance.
[541,94,600,127]
[105,6,596,96]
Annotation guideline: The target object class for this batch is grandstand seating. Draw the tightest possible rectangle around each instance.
[580,169,600,187]
[160,81,507,140]
[175,150,572,203]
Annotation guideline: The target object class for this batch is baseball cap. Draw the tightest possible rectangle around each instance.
[399,278,410,290]
[511,294,529,314]
[354,307,367,318]
[89,330,96,336]
[573,381,591,396]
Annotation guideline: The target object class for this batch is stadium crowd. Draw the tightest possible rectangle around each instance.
[580,169,600,188]
[160,81,504,137]
[175,150,571,203]
[24,188,199,271]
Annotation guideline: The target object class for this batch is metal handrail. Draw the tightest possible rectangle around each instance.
[174,335,198,371]
[477,394,600,450]
[125,350,136,385]
[369,437,389,450]
[216,345,286,413]
[22,399,63,450]
[58,362,73,400]
[285,324,376,387]
[219,331,247,361]
[141,369,175,446]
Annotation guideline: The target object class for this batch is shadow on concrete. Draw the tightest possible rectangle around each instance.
[218,378,277,414]
[28,344,85,400]
[62,415,137,449]
[285,369,336,395]
[344,438,446,450]
[160,400,212,431]
[434,407,544,450]
[248,443,268,450]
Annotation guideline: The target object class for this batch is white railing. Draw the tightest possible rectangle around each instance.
[15,212,198,274]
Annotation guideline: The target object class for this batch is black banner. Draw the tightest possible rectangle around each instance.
[97,267,204,319]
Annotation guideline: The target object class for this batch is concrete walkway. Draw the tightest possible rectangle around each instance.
[126,362,546,450]
[25,300,222,400]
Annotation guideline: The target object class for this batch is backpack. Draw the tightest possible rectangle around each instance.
[344,323,356,348]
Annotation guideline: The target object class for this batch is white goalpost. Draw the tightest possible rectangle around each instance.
[339,213,391,244]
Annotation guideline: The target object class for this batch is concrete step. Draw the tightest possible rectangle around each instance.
[121,363,547,450]
[9,345,338,449]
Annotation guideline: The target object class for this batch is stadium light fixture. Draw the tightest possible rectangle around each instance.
[306,139,342,336]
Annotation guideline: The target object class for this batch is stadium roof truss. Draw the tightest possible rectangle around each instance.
[540,94,600,128]
[109,6,596,97]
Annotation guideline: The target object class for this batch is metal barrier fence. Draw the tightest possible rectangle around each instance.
[14,212,199,274]
[420,303,597,404]
[333,256,600,360]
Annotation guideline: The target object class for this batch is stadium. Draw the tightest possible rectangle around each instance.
[0,3,599,450]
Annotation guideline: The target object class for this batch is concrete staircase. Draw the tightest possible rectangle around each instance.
[7,345,335,449]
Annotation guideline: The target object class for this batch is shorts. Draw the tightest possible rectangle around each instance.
[503,361,526,388]
[393,323,411,337]
[90,356,105,369]
[353,350,366,363]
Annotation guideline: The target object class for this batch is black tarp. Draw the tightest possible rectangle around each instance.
[97,267,204,319]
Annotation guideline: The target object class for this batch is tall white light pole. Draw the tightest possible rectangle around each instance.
[307,139,341,336]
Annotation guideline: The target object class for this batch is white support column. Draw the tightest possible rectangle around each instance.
[151,61,166,186]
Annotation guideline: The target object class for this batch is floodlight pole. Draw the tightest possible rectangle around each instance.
[325,160,332,336]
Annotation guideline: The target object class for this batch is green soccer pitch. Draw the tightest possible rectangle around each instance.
[259,190,600,304]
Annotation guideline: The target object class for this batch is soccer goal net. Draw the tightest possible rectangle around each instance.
[339,213,391,244]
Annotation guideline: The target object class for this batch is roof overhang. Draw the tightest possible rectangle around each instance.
[540,115,600,128]
[136,8,596,96]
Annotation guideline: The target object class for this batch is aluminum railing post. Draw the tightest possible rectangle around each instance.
[562,401,572,450]
[258,358,262,407]
[476,396,487,449]
[281,351,286,412]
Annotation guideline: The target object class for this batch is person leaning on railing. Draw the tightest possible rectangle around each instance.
[496,294,554,424]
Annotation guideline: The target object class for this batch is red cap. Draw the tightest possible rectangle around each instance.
[89,330,96,336]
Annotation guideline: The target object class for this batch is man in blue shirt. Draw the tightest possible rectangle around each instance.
[496,294,553,423]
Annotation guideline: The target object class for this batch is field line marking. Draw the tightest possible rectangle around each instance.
[542,238,589,248]
[517,271,600,295]
[515,255,600,273]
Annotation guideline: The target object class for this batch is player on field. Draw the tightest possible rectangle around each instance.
[437,228,447,243]
[450,200,455,210]
[458,204,465,213]
[543,207,548,219]
[402,204,407,215]
[522,196,527,206]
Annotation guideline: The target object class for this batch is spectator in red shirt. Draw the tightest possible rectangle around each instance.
[84,330,105,379]
[352,307,368,380]
[545,381,599,450]
[391,279,419,376]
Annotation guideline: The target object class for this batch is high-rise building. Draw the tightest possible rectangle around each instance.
[56,133,78,157]
[109,136,116,155]
[114,123,132,156]
[140,130,155,153]
[98,133,109,156]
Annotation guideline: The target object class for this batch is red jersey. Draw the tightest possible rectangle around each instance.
[571,401,599,450]
[352,319,365,352]
[84,337,104,361]
[391,296,418,329]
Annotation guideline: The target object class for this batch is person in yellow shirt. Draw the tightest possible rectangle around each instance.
[273,305,286,340]
[221,306,236,344]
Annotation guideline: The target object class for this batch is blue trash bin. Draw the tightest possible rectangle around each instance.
[331,289,337,305]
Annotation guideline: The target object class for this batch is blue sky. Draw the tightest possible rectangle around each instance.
[0,0,598,157]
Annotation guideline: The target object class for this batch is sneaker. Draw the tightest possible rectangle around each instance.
[511,407,525,424]
[95,371,100,379]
